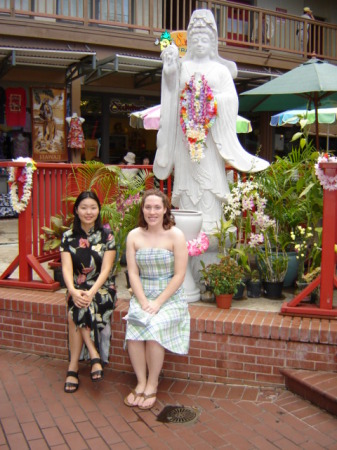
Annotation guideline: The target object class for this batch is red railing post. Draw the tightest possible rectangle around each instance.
[18,196,33,282]
[281,162,337,317]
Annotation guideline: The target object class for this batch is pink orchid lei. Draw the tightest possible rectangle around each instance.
[315,153,337,191]
[187,232,209,256]
[180,74,217,163]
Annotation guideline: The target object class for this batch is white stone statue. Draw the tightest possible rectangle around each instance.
[154,9,269,234]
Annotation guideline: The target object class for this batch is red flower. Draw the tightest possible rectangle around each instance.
[79,238,90,248]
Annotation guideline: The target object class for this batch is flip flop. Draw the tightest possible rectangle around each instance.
[90,358,104,382]
[64,370,79,394]
[138,392,157,410]
[124,388,143,407]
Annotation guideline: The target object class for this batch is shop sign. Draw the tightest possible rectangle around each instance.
[109,99,149,114]
[170,31,187,57]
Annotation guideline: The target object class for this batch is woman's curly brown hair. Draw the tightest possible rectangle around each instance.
[138,189,175,230]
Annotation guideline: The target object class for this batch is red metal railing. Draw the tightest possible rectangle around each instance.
[0,161,171,290]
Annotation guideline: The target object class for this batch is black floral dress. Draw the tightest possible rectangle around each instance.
[60,227,117,361]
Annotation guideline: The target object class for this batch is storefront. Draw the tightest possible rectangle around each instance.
[80,92,159,164]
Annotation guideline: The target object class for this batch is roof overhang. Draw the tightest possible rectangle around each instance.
[84,53,162,87]
[0,45,96,81]
[236,67,281,91]
[83,53,280,89]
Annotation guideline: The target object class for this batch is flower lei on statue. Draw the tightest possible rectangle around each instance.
[187,232,210,256]
[8,157,37,213]
[315,153,337,191]
[180,74,217,163]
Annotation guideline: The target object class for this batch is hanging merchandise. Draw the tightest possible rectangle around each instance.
[5,87,27,127]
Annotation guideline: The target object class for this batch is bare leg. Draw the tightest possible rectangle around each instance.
[80,326,102,379]
[125,340,147,406]
[138,340,165,409]
[65,312,83,389]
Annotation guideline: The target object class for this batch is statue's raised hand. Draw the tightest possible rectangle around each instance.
[161,43,179,67]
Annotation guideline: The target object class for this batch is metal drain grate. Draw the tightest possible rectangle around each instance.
[156,406,200,424]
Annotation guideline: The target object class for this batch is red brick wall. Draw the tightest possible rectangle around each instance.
[1,288,336,387]
[0,291,68,359]
[111,301,337,387]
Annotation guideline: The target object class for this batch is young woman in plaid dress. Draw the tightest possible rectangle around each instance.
[124,189,190,410]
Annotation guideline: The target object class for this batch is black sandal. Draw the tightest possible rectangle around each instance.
[90,358,104,382]
[64,370,79,393]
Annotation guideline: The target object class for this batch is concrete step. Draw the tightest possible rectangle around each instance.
[280,368,337,416]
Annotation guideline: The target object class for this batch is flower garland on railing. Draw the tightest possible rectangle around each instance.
[180,74,217,163]
[187,232,209,256]
[315,153,337,191]
[8,157,37,213]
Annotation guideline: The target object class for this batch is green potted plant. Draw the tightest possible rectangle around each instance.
[253,143,323,287]
[290,224,322,302]
[40,213,73,252]
[246,269,262,298]
[200,255,244,309]
[255,224,288,299]
[40,214,73,286]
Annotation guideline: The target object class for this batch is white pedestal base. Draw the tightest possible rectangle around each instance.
[172,210,203,303]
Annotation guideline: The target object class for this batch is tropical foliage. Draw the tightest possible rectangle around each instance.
[252,143,323,251]
[41,161,153,271]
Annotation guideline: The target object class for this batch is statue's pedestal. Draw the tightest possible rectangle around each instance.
[172,210,202,302]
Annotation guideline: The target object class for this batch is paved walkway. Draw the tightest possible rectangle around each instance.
[1,349,337,449]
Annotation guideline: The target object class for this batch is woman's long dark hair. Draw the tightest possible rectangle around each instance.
[138,189,175,230]
[73,191,102,234]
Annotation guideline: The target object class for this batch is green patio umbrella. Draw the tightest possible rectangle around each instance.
[239,58,337,149]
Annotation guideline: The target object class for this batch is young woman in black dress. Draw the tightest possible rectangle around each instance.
[61,191,116,393]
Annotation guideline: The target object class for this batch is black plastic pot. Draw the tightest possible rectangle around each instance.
[262,281,283,299]
[233,281,246,300]
[246,280,262,298]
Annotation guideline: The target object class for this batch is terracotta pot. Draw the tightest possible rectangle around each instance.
[215,294,233,309]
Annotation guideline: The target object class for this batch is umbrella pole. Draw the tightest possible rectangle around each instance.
[314,93,320,150]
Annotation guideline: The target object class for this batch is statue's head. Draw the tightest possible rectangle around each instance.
[187,9,218,58]
[185,9,237,79]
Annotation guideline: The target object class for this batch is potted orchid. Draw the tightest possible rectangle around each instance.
[224,178,289,298]
[223,179,266,284]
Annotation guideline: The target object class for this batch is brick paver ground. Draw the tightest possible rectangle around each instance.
[1,349,337,449]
